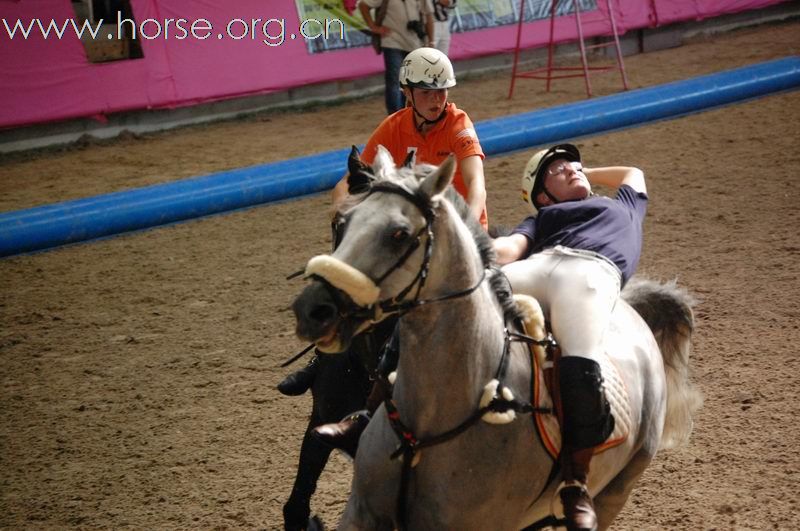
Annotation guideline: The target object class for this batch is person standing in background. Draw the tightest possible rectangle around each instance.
[430,0,455,54]
[359,0,435,114]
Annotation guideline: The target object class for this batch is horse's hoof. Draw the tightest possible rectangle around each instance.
[308,515,325,531]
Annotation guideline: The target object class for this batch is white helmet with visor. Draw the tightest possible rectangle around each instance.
[399,47,456,89]
[520,143,582,214]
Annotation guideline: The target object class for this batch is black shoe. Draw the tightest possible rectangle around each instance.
[311,411,370,458]
[277,357,318,396]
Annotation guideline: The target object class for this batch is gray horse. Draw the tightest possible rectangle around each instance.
[292,148,700,530]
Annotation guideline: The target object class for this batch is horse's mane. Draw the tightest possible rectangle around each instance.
[401,165,520,321]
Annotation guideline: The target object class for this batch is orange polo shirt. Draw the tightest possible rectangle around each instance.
[361,103,487,228]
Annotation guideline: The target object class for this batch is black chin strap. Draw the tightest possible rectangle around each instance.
[540,184,560,207]
[538,188,596,209]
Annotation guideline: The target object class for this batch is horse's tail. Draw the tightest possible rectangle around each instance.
[621,277,703,450]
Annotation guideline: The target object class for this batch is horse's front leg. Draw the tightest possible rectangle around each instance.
[283,425,334,531]
[336,412,401,530]
[283,351,372,530]
[338,492,394,531]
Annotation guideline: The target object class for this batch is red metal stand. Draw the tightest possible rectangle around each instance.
[508,0,630,99]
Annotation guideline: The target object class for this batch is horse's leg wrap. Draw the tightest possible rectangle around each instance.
[558,356,615,450]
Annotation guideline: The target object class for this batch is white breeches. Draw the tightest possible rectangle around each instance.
[502,246,621,362]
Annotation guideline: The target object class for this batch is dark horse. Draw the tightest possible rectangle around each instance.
[281,320,394,530]
[282,147,397,530]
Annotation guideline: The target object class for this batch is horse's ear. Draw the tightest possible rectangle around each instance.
[347,145,367,174]
[347,145,373,194]
[372,145,395,181]
[419,154,456,199]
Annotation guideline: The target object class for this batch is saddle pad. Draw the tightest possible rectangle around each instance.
[533,353,632,460]
[514,294,632,459]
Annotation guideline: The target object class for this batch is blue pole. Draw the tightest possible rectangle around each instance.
[2,57,799,258]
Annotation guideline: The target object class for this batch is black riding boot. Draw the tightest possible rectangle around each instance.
[311,377,390,458]
[311,327,400,457]
[277,355,319,396]
[557,357,615,531]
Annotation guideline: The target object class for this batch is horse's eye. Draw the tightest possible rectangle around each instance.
[391,228,410,242]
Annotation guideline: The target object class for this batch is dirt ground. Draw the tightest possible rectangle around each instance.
[2,19,799,530]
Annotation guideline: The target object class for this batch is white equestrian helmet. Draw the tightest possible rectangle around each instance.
[521,144,582,214]
[399,47,457,89]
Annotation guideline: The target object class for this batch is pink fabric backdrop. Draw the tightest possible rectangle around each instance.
[0,0,786,129]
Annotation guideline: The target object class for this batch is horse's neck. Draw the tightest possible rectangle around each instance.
[396,287,504,428]
[394,216,505,432]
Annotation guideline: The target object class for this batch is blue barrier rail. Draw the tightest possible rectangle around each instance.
[2,56,799,258]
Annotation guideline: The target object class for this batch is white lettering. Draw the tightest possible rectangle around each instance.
[174,18,189,40]
[117,12,136,39]
[250,18,262,40]
[262,18,284,47]
[1,16,347,46]
[138,18,162,40]
[191,18,212,40]
[227,19,248,40]
[36,18,70,39]
[300,19,322,39]
[2,18,36,39]
[71,17,103,40]
[325,18,345,40]
[162,18,174,39]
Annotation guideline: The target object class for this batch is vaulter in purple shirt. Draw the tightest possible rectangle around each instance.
[492,143,648,531]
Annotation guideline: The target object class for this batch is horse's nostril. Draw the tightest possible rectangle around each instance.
[309,303,336,324]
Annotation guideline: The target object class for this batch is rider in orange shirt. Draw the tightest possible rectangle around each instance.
[332,47,488,229]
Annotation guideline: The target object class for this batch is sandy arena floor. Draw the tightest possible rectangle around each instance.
[1,20,799,530]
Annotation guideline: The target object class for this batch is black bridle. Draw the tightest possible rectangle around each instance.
[281,179,478,366]
[322,180,487,326]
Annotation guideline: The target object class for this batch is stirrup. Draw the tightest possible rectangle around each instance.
[343,409,371,423]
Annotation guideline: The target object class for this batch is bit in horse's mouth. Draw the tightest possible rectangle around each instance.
[315,328,340,352]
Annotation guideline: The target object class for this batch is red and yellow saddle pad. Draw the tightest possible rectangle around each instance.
[532,352,632,460]
[514,294,631,460]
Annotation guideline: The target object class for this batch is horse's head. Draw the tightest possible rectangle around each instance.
[292,146,460,353]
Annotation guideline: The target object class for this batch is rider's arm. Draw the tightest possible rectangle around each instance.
[359,2,390,35]
[492,233,529,265]
[424,12,435,47]
[583,166,646,195]
[460,155,487,229]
